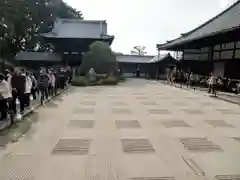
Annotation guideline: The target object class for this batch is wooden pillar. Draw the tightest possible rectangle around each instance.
[233,41,237,59]
[209,46,214,74]
[219,44,223,60]
[209,46,214,61]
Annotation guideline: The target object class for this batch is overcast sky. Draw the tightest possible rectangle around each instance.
[64,0,237,55]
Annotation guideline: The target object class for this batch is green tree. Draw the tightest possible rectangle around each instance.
[131,45,147,56]
[0,0,83,58]
[80,41,117,75]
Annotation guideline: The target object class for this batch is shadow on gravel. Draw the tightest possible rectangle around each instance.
[52,94,64,103]
[0,87,70,149]
[0,111,39,148]
[44,101,59,108]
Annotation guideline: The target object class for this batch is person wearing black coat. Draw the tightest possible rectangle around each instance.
[11,67,26,114]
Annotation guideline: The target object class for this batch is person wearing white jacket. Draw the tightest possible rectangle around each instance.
[24,72,32,109]
[48,71,56,97]
[0,73,12,120]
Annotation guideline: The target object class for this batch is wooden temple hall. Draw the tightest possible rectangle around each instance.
[157,1,240,79]
[15,18,114,68]
[117,54,177,78]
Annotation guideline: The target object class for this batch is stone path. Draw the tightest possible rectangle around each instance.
[0,79,240,180]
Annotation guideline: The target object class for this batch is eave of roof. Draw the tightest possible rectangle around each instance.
[39,18,113,40]
[14,52,62,61]
[148,54,172,63]
[116,54,154,64]
[116,54,175,64]
[40,32,114,39]
[119,54,155,58]
[59,18,106,24]
[157,0,240,50]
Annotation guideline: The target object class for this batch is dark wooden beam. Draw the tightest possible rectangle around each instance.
[209,46,214,61]
[183,52,201,54]
[233,41,237,59]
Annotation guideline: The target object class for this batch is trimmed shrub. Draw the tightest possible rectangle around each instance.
[118,74,126,82]
[71,76,88,86]
[80,41,118,75]
[101,76,118,85]
[72,75,121,87]
[96,74,108,79]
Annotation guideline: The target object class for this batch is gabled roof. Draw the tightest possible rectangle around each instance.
[116,54,154,63]
[157,0,240,50]
[41,18,114,40]
[116,54,175,64]
[15,52,62,61]
[148,53,173,63]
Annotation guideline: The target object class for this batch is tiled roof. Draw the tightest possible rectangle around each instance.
[116,55,155,63]
[15,52,62,61]
[157,1,240,50]
[41,18,114,39]
[148,54,172,63]
[116,54,174,64]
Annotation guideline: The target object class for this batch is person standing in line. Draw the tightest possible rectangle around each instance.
[38,68,50,101]
[208,73,217,96]
[180,70,185,88]
[165,68,171,83]
[67,66,73,83]
[189,72,194,87]
[48,70,56,97]
[11,67,26,115]
[4,69,12,82]
[24,71,33,109]
[0,73,12,121]
[170,66,177,85]
[29,72,38,100]
[59,68,66,89]
[136,67,140,78]
[53,70,59,95]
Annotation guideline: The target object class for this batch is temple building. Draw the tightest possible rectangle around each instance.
[15,18,114,68]
[157,1,240,78]
[116,53,177,78]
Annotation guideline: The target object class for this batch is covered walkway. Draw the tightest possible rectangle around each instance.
[0,79,240,180]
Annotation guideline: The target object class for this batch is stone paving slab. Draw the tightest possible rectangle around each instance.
[0,79,240,180]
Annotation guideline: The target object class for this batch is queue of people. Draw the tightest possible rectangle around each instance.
[0,66,72,121]
[165,67,240,96]
[166,68,218,96]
